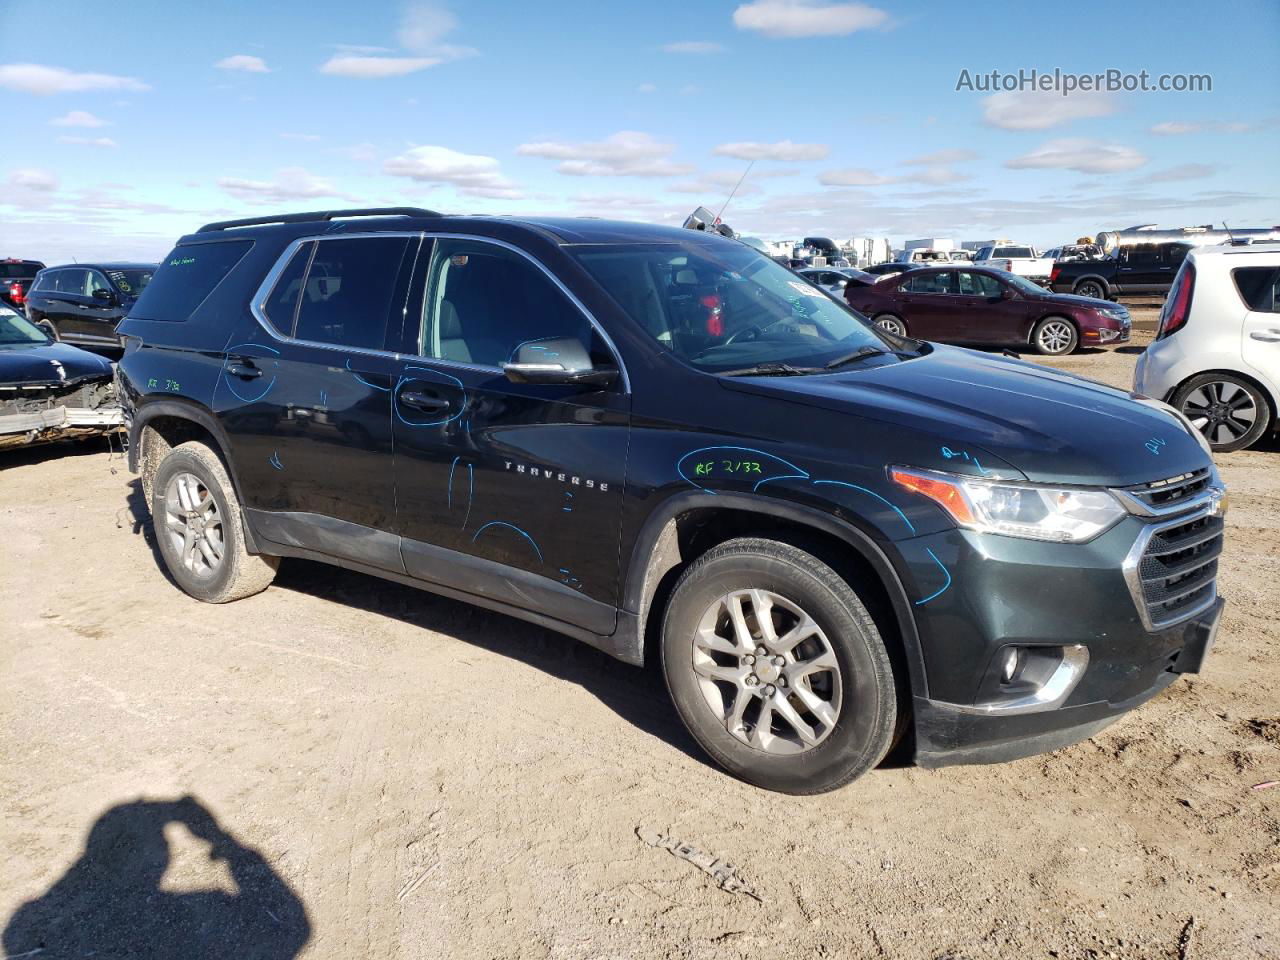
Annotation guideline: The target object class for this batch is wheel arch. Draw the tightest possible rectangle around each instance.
[620,490,929,700]
[1071,274,1111,297]
[130,398,263,554]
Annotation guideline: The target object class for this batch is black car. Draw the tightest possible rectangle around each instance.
[116,207,1225,794]
[1049,242,1192,300]
[0,258,45,310]
[0,302,122,448]
[25,261,156,350]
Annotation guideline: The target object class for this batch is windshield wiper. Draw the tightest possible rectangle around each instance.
[824,346,890,369]
[718,361,822,377]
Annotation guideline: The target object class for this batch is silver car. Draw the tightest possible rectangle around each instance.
[1134,243,1280,452]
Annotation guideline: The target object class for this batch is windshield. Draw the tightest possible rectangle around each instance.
[103,267,152,297]
[1003,272,1052,296]
[574,240,896,373]
[0,306,52,346]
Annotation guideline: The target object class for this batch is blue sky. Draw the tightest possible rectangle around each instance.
[1,0,1277,263]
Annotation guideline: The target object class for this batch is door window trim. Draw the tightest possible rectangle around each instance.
[249,231,630,392]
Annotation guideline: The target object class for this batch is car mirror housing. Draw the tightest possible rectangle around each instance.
[501,336,619,387]
[92,288,116,303]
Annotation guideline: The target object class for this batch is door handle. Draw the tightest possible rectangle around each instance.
[227,362,262,379]
[1250,330,1280,342]
[399,390,450,412]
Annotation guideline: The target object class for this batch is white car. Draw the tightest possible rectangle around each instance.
[1134,243,1280,452]
[973,244,1055,284]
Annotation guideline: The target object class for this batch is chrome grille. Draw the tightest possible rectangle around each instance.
[1121,467,1213,512]
[1124,504,1223,631]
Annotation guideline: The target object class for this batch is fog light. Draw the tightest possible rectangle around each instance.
[1000,648,1021,684]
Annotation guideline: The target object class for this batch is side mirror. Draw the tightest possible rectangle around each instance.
[1001,286,1017,300]
[501,336,619,387]
[92,288,116,303]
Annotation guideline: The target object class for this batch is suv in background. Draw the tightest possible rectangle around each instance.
[25,262,155,349]
[117,207,1225,794]
[1135,243,1280,452]
[0,258,45,311]
[1050,242,1192,301]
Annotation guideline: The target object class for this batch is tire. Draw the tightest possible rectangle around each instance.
[874,314,907,337]
[661,537,898,794]
[36,319,58,341]
[150,440,279,603]
[1031,316,1079,356]
[1171,373,1271,452]
[1074,279,1107,301]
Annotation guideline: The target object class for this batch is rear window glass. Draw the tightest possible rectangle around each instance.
[1233,266,1279,313]
[292,236,411,349]
[129,241,252,321]
[994,247,1034,259]
[0,261,43,279]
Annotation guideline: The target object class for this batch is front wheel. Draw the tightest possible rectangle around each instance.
[1074,279,1107,300]
[874,314,907,337]
[151,441,279,603]
[1172,373,1271,452]
[661,538,898,794]
[1032,316,1079,355]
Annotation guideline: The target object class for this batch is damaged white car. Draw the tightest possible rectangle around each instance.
[0,302,123,449]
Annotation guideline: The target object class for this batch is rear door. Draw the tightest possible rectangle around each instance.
[1236,263,1280,389]
[899,270,961,340]
[217,234,418,571]
[1115,245,1162,293]
[390,236,630,634]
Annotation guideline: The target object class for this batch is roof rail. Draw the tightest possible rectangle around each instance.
[197,207,443,233]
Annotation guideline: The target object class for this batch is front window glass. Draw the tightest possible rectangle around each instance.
[1002,273,1051,296]
[957,271,1003,297]
[103,268,153,296]
[575,240,896,374]
[0,306,51,346]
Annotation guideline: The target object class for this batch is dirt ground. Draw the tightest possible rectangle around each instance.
[3,315,1278,960]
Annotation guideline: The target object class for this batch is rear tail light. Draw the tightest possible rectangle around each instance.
[1049,266,1060,284]
[700,294,723,336]
[8,281,24,305]
[1158,262,1195,340]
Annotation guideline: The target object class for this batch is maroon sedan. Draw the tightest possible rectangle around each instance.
[844,266,1131,355]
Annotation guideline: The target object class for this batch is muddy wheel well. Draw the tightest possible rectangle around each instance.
[636,507,905,681]
[137,416,222,504]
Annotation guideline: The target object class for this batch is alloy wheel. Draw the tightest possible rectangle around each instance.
[1077,282,1104,299]
[1037,320,1075,354]
[163,472,225,579]
[691,589,843,755]
[1181,380,1258,446]
[876,317,906,337]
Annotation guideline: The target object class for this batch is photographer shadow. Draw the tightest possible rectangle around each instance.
[4,796,309,960]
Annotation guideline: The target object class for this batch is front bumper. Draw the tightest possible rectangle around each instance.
[913,597,1223,767]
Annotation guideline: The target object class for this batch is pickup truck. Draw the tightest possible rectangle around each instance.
[0,258,46,311]
[972,245,1054,285]
[1049,241,1192,301]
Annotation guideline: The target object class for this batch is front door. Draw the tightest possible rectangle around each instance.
[216,234,419,570]
[1115,245,1163,293]
[953,270,1021,343]
[390,236,630,635]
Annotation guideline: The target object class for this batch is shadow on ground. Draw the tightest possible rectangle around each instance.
[4,796,309,960]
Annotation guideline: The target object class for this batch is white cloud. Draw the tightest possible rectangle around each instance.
[0,63,149,96]
[818,161,970,187]
[1007,138,1147,174]
[56,136,118,148]
[661,41,724,54]
[383,145,521,198]
[637,83,658,94]
[1150,121,1200,136]
[8,168,60,191]
[1142,163,1215,183]
[215,54,271,73]
[905,149,976,165]
[320,55,442,77]
[517,131,694,177]
[324,3,474,78]
[49,109,108,128]
[1150,119,1264,136]
[818,167,896,186]
[732,0,889,38]
[981,90,1116,131]
[713,139,829,161]
[217,166,353,203]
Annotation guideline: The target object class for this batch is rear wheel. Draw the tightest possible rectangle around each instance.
[1172,373,1271,452]
[151,441,279,602]
[1074,279,1107,300]
[1032,316,1078,355]
[661,538,898,794]
[874,314,907,337]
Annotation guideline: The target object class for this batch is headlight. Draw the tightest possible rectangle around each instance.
[890,467,1126,543]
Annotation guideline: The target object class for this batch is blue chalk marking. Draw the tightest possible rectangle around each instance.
[346,358,391,392]
[268,451,283,471]
[971,456,989,476]
[753,473,809,492]
[462,463,474,529]
[222,343,280,404]
[447,456,460,509]
[915,548,952,605]
[1145,436,1167,455]
[394,365,466,427]
[812,480,916,535]
[471,521,543,563]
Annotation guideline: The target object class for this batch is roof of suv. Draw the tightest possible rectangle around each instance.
[186,207,720,248]
[1186,242,1280,260]
[40,261,157,270]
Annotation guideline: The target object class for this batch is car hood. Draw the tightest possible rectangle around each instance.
[719,344,1208,487]
[0,341,113,386]
[1032,290,1122,311]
